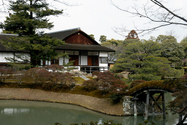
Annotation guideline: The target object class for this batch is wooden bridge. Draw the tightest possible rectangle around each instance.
[123,80,187,125]
[124,80,174,119]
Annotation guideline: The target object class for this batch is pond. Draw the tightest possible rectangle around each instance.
[0,98,179,125]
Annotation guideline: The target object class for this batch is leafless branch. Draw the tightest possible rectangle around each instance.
[53,0,80,6]
[171,106,187,115]
[111,0,187,35]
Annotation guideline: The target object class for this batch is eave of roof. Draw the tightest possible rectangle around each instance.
[55,44,115,52]
[0,28,115,53]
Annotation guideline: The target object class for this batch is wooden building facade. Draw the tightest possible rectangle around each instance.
[0,28,115,72]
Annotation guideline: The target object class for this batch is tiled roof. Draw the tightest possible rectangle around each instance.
[47,27,80,40]
[0,34,18,52]
[47,27,100,45]
[0,28,115,52]
[55,44,115,52]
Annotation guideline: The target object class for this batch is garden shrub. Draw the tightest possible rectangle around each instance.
[57,72,76,86]
[94,71,128,94]
[82,79,99,91]
[110,93,123,104]
[42,83,56,91]
[45,64,64,73]
[168,74,187,114]
[83,71,128,102]
[0,68,14,82]
[24,67,49,84]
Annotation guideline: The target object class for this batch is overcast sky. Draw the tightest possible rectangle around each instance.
[0,0,187,42]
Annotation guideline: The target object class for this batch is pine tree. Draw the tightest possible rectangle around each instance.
[0,0,64,67]
[110,40,183,81]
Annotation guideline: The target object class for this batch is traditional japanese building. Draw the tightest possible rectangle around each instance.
[0,28,115,72]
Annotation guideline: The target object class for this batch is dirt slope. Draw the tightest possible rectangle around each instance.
[0,88,124,116]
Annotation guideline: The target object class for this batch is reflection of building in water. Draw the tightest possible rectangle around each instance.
[1,108,30,115]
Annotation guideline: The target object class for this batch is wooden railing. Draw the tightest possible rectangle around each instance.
[80,66,109,73]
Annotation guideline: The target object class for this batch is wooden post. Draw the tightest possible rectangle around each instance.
[134,100,137,116]
[145,90,150,120]
[179,114,182,125]
[162,91,166,119]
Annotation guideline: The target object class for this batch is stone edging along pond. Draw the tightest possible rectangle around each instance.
[0,88,125,116]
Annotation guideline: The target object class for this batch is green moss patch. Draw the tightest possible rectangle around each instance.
[126,80,174,96]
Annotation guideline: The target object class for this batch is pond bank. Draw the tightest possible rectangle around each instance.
[0,88,124,116]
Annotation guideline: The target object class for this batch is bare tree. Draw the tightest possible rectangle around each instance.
[111,0,187,35]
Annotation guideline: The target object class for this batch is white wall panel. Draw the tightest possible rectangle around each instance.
[15,53,30,62]
[99,52,108,57]
[64,57,69,64]
[3,52,14,62]
[79,56,87,65]
[0,53,3,62]
[59,57,63,65]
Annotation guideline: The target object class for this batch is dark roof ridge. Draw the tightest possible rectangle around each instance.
[47,27,80,34]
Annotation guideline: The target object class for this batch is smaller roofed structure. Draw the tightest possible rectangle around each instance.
[126,30,139,40]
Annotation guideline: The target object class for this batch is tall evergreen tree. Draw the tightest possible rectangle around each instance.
[0,0,64,67]
[157,35,185,69]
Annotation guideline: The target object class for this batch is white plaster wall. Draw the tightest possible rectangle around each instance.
[99,51,109,71]
[99,63,108,67]
[99,63,108,72]
[79,55,87,65]
[59,57,63,65]
[99,52,108,57]
[0,52,14,62]
[15,53,30,62]
[64,57,69,64]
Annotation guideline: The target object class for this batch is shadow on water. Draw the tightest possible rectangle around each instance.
[0,93,178,125]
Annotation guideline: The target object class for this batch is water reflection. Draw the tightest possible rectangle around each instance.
[0,100,179,125]
[1,108,30,115]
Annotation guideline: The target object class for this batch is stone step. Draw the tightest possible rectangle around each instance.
[79,75,90,81]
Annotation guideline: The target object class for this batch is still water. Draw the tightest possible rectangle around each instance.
[0,95,179,125]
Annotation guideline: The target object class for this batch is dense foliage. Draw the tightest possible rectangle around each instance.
[168,75,187,115]
[157,35,185,69]
[111,39,182,81]
[24,65,76,86]
[83,71,128,103]
[101,38,124,62]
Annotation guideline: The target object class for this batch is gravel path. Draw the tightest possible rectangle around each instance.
[0,88,124,116]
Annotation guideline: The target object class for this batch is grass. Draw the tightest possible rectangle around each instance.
[74,77,85,85]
